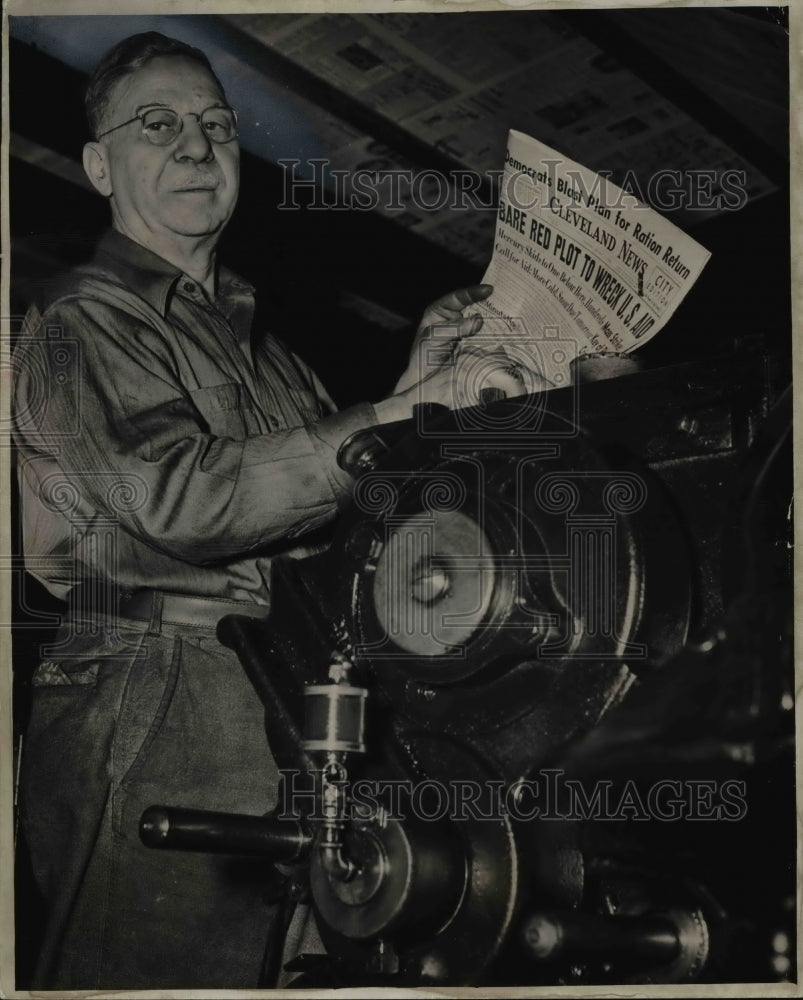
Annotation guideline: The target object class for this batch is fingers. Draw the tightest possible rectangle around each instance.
[460,312,484,337]
[427,312,483,342]
[413,315,480,379]
[439,283,494,311]
[401,353,553,412]
[421,283,493,322]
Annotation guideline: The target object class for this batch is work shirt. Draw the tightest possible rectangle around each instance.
[13,229,377,604]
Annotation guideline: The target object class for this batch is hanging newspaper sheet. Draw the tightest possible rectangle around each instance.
[462,129,712,392]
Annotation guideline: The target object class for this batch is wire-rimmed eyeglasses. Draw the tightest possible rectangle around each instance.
[97,105,239,145]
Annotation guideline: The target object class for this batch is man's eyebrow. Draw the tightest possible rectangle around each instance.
[134,102,173,113]
[133,101,230,114]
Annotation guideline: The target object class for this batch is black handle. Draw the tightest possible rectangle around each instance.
[140,806,311,860]
[522,911,680,966]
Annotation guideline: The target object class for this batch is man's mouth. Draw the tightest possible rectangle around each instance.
[174,182,218,193]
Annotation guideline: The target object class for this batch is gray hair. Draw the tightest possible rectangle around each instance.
[85,31,225,139]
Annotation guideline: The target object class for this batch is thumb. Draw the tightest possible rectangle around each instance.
[425,283,494,319]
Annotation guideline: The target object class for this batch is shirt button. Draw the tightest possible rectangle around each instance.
[183,281,196,293]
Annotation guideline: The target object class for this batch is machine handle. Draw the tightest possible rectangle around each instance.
[140,806,311,861]
[522,911,680,966]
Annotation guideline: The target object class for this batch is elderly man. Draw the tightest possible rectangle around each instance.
[13,31,498,990]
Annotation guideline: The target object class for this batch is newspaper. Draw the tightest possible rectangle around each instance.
[462,129,712,391]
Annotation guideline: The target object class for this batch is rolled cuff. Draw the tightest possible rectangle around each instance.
[309,402,379,507]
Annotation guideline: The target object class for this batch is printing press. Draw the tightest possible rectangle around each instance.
[139,347,794,988]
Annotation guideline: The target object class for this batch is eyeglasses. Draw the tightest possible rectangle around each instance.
[97,105,238,145]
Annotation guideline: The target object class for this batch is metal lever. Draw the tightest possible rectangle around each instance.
[140,806,311,861]
[522,911,680,966]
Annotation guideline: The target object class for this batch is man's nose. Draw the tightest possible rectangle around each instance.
[173,116,214,162]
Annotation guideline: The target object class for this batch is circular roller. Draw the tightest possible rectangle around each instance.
[348,478,525,686]
[332,401,692,734]
[371,509,496,659]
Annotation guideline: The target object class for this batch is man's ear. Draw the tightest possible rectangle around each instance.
[83,142,112,197]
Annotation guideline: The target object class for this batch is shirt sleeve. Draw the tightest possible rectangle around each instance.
[13,295,379,565]
[283,345,371,504]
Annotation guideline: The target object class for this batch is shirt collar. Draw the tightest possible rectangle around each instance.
[92,229,255,318]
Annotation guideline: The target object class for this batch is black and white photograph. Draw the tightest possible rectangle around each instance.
[2,1,797,994]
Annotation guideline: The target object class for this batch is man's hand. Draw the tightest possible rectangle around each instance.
[393,283,493,395]
[373,281,554,424]
[374,346,553,424]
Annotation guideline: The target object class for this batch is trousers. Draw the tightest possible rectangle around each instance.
[18,608,285,990]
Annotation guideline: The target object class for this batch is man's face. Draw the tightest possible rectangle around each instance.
[92,55,240,247]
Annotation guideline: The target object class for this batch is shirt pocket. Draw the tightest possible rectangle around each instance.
[188,382,261,440]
